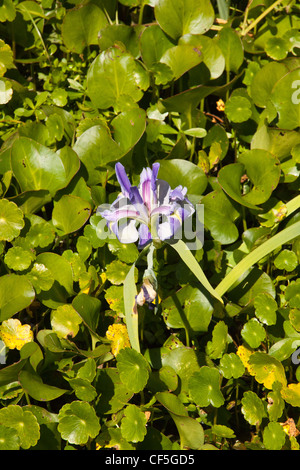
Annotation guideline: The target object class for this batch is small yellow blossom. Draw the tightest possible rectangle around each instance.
[0,319,33,350]
[106,323,130,356]
[216,98,225,112]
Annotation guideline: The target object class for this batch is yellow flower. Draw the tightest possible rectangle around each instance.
[236,344,255,376]
[106,323,130,356]
[216,98,225,112]
[0,319,33,350]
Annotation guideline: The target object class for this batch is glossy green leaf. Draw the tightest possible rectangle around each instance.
[206,321,228,359]
[241,391,266,426]
[120,404,147,443]
[58,401,100,445]
[52,195,91,235]
[216,26,244,73]
[0,405,39,449]
[11,138,74,195]
[254,292,277,325]
[225,95,252,123]
[154,0,214,40]
[270,68,300,130]
[219,353,245,379]
[86,46,149,111]
[263,422,286,450]
[162,285,213,333]
[62,3,108,54]
[4,246,35,271]
[274,249,298,272]
[0,274,35,322]
[35,252,74,308]
[188,366,224,408]
[116,348,149,393]
[19,369,67,402]
[241,318,266,348]
[201,189,240,244]
[0,199,24,242]
[140,24,174,68]
[156,391,204,449]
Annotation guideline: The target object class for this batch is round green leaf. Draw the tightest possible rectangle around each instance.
[35,252,74,308]
[98,24,140,58]
[248,352,287,389]
[120,404,147,443]
[62,3,108,54]
[188,366,224,408]
[265,37,289,61]
[160,44,203,81]
[154,0,214,40]
[116,348,150,393]
[162,285,213,334]
[52,195,91,235]
[211,424,235,439]
[219,353,245,379]
[87,46,149,111]
[26,263,54,294]
[0,405,40,449]
[289,308,300,332]
[162,346,202,395]
[206,321,228,359]
[68,378,97,402]
[225,96,252,123]
[0,199,24,242]
[241,318,266,348]
[157,159,207,199]
[250,61,288,108]
[26,220,55,248]
[0,274,35,322]
[95,368,134,415]
[51,304,82,339]
[201,189,240,244]
[0,79,13,104]
[58,401,100,445]
[254,292,277,325]
[274,249,298,272]
[267,383,285,422]
[180,34,225,81]
[241,391,266,426]
[285,279,300,308]
[4,246,35,271]
[105,260,138,286]
[11,138,70,195]
[140,24,174,68]
[0,424,20,450]
[263,422,286,450]
[271,68,300,130]
[51,88,68,107]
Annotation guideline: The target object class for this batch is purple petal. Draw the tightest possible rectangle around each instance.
[169,185,187,201]
[115,162,132,197]
[138,223,152,248]
[151,163,160,192]
[100,207,140,222]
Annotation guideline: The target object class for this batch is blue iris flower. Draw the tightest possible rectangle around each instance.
[97,162,194,248]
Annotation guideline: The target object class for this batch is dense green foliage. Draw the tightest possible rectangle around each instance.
[0,0,299,451]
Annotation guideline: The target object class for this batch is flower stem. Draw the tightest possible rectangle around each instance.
[241,0,283,36]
